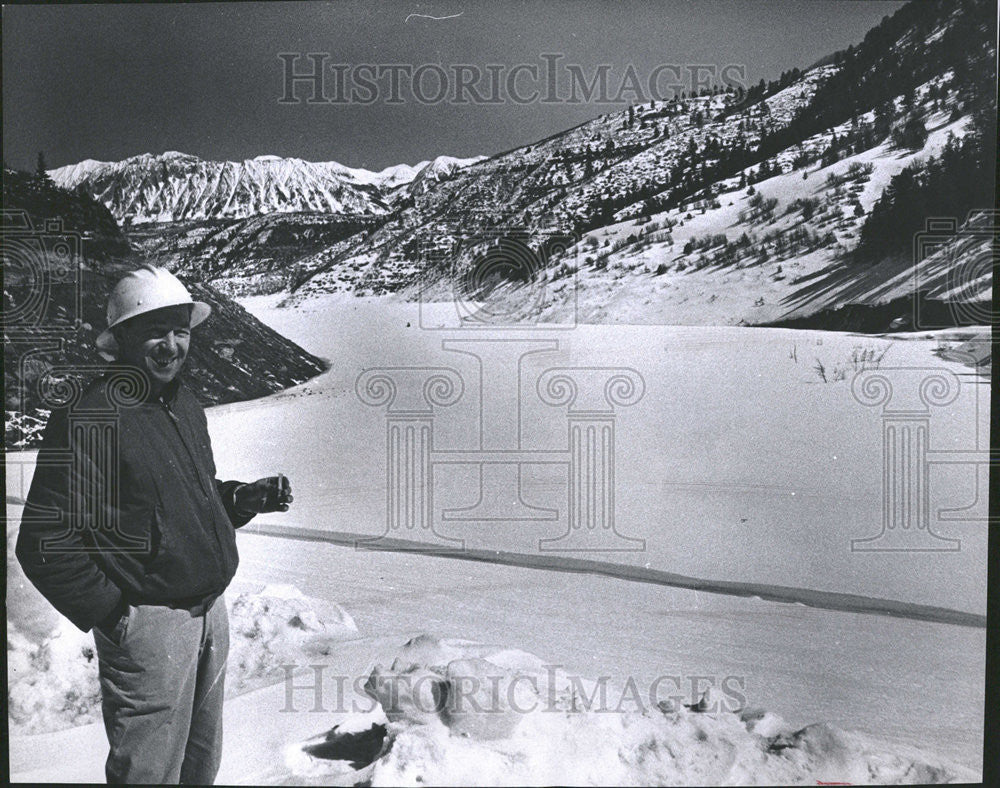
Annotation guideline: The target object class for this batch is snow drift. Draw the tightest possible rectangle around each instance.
[284,635,977,786]
[7,525,357,736]
[227,583,358,695]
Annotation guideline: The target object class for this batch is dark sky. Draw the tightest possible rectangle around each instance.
[3,1,905,171]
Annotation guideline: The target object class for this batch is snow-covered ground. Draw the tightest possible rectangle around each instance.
[7,295,988,783]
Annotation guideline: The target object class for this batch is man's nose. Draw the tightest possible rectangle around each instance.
[161,332,178,352]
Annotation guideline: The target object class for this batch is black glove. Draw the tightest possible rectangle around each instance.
[234,475,293,514]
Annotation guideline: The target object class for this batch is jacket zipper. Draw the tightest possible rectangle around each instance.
[161,399,209,495]
[160,397,229,576]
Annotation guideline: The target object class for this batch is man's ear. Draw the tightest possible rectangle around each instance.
[110,325,129,353]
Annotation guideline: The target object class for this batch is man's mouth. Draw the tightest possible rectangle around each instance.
[150,356,178,371]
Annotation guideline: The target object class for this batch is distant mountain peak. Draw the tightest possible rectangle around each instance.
[49,151,483,224]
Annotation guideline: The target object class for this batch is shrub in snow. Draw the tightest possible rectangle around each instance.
[891,114,929,150]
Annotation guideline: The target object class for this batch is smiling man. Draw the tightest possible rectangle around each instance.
[16,265,293,785]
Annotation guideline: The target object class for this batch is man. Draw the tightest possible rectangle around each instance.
[16,265,293,784]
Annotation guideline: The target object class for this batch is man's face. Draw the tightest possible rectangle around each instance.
[115,305,192,387]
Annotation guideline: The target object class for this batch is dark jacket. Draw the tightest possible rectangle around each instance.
[15,368,254,632]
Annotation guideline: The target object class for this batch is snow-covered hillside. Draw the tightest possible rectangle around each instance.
[267,0,992,327]
[51,1,992,330]
[499,107,982,327]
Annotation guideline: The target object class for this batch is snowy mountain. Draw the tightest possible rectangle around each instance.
[349,155,486,192]
[403,154,488,195]
[348,162,423,189]
[48,151,483,225]
[48,151,390,223]
[273,0,993,327]
[49,0,995,328]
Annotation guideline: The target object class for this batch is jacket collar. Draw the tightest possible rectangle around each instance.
[155,375,183,405]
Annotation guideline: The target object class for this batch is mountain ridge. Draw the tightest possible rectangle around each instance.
[45,0,996,329]
[48,151,485,225]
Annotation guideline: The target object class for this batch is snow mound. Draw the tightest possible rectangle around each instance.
[7,512,98,734]
[286,635,978,786]
[226,583,359,694]
[6,567,358,733]
[7,618,102,735]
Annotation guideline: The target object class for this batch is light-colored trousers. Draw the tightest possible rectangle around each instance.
[93,600,229,785]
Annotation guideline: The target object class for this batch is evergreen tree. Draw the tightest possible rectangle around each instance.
[35,151,54,185]
[891,114,928,149]
[857,104,993,263]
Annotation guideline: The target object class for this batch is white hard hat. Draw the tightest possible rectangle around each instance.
[96,265,211,356]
